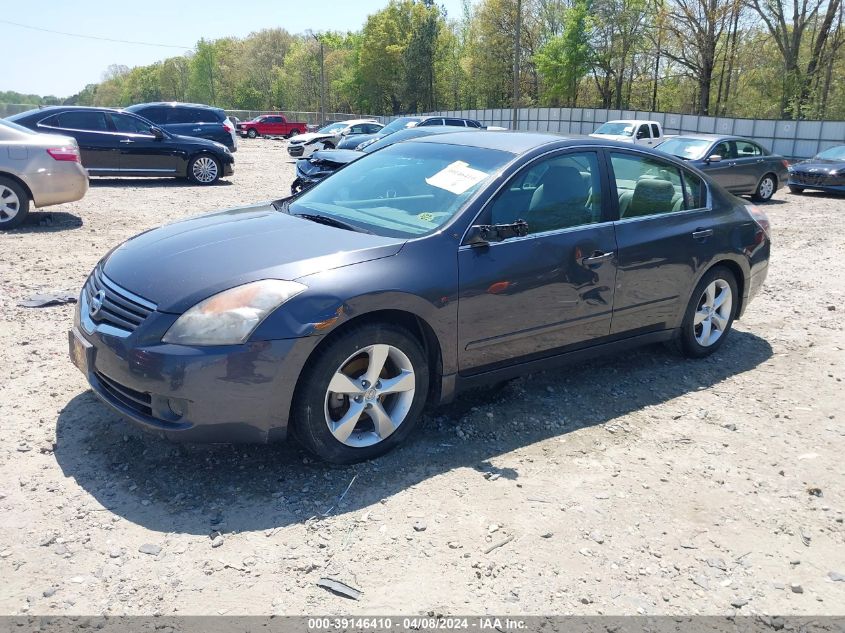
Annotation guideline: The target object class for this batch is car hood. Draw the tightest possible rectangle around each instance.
[589,133,634,142]
[308,149,363,166]
[338,132,378,148]
[289,132,332,144]
[791,159,844,172]
[102,202,405,313]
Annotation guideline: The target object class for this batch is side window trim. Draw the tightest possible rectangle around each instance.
[680,168,712,211]
[464,147,612,242]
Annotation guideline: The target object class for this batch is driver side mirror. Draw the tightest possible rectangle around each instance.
[466,220,529,246]
[151,126,164,140]
[340,129,351,136]
[706,154,722,163]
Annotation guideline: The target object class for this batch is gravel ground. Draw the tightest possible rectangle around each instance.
[0,138,843,616]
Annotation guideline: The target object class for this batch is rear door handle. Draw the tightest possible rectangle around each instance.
[192,128,202,132]
[582,251,614,265]
[692,228,714,239]
[119,139,134,144]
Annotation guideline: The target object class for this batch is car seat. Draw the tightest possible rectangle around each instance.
[527,165,592,232]
[618,178,681,218]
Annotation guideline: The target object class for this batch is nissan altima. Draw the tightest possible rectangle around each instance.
[69,132,771,463]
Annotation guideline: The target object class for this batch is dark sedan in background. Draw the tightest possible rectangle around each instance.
[125,102,238,151]
[788,145,845,194]
[69,131,770,464]
[656,134,788,201]
[292,125,474,193]
[9,106,234,185]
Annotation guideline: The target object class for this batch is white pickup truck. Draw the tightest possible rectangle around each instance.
[590,119,665,147]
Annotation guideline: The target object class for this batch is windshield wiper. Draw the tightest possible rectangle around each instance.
[293,213,372,234]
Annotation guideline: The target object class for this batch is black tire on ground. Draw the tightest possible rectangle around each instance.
[187,154,221,185]
[287,129,300,139]
[0,176,30,230]
[751,173,776,201]
[789,186,805,194]
[291,323,430,464]
[247,128,258,139]
[322,142,335,149]
[674,265,739,359]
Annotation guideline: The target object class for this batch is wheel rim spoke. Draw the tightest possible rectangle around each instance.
[699,319,712,345]
[369,402,396,439]
[711,313,728,331]
[694,310,708,325]
[378,369,415,394]
[331,401,366,443]
[328,372,363,395]
[703,283,716,308]
[363,344,390,386]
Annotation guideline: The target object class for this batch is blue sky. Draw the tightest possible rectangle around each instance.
[0,0,468,98]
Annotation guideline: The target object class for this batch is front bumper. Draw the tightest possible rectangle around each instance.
[788,176,845,193]
[69,281,317,443]
[222,160,235,177]
[287,144,306,157]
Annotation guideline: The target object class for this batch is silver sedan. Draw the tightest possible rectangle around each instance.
[0,118,88,229]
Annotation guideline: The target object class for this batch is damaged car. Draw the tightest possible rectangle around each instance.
[286,119,383,158]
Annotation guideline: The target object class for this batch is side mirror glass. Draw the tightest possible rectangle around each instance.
[151,126,164,140]
[707,154,722,163]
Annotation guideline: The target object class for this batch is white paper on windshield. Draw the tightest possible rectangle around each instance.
[426,161,488,194]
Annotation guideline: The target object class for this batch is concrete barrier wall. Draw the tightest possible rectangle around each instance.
[389,108,845,160]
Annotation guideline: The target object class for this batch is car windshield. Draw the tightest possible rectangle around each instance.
[0,118,37,135]
[379,117,422,135]
[656,137,713,160]
[815,146,845,161]
[318,122,347,134]
[290,142,512,238]
[594,122,635,136]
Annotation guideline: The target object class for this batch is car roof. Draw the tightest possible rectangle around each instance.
[127,102,222,110]
[410,130,585,154]
[666,133,753,142]
[340,118,382,125]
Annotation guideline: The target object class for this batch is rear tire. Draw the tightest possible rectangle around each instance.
[287,129,300,139]
[675,266,738,358]
[247,128,258,139]
[187,154,221,185]
[752,173,776,201]
[291,323,429,464]
[789,186,805,194]
[0,177,30,230]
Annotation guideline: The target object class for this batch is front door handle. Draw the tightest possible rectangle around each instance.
[582,251,614,266]
[119,139,134,144]
[192,128,202,132]
[692,228,714,239]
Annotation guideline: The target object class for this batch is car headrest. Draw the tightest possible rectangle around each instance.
[626,178,676,217]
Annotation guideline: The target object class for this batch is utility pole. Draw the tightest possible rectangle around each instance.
[511,0,522,129]
[311,32,326,126]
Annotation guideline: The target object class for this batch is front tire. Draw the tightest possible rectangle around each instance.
[291,323,429,464]
[752,173,776,201]
[0,177,30,230]
[187,154,221,185]
[789,185,805,194]
[247,128,258,139]
[676,266,738,358]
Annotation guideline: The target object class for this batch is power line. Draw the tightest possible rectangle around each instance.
[0,18,192,49]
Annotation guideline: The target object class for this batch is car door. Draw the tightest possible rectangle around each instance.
[732,140,765,192]
[41,110,117,171]
[109,112,179,174]
[635,123,654,146]
[457,149,618,373]
[699,140,740,191]
[609,149,715,335]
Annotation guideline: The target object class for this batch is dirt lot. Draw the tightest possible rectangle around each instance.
[1,138,843,616]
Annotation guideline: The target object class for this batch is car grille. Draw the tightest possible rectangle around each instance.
[95,371,153,417]
[84,267,156,333]
[791,172,830,186]
[288,146,304,157]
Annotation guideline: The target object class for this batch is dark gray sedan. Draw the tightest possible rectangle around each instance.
[69,132,770,463]
[656,134,789,201]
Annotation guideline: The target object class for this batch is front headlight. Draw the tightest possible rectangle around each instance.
[162,280,306,346]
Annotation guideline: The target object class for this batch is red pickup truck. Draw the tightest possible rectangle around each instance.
[237,114,307,139]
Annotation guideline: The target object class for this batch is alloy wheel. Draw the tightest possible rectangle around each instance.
[191,156,219,183]
[693,279,732,347]
[324,344,416,448]
[759,176,775,200]
[0,184,21,223]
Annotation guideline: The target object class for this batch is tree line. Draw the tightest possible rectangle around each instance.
[6,0,845,120]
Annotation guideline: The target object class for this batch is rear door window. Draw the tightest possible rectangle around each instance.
[135,107,166,124]
[610,152,687,218]
[735,140,762,157]
[190,108,218,123]
[651,124,660,137]
[54,111,109,131]
[445,118,467,127]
